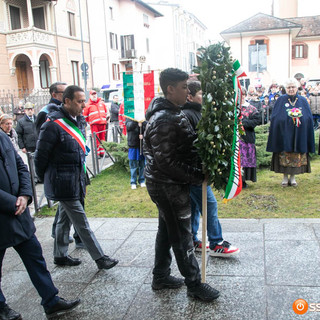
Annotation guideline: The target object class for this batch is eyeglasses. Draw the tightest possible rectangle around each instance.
[55,91,64,94]
[286,86,296,89]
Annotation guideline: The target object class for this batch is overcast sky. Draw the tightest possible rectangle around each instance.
[151,0,320,41]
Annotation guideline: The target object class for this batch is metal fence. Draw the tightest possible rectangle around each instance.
[26,128,118,213]
[0,88,51,116]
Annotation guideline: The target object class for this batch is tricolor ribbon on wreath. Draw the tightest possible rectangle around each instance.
[223,60,247,203]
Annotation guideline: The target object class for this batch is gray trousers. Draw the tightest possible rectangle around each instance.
[54,200,104,261]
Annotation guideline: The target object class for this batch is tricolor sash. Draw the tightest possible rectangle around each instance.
[54,118,87,173]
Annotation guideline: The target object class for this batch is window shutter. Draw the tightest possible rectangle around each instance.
[109,33,112,48]
[131,35,135,49]
[120,36,124,58]
[264,39,270,55]
[303,45,308,59]
[292,45,296,59]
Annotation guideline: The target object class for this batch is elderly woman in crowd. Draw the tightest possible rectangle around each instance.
[267,78,315,187]
[0,114,19,152]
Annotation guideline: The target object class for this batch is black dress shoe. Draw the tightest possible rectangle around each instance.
[44,297,81,319]
[54,255,81,266]
[95,255,119,270]
[0,305,21,320]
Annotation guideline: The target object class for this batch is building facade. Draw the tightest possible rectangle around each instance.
[149,1,207,73]
[87,0,163,90]
[0,0,92,92]
[220,0,320,87]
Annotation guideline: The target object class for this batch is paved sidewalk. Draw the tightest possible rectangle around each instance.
[2,217,320,320]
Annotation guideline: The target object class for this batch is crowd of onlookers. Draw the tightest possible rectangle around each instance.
[243,79,320,128]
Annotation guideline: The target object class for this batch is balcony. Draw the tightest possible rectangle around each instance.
[6,28,56,49]
[120,49,137,60]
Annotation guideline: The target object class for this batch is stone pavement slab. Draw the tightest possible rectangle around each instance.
[2,218,320,320]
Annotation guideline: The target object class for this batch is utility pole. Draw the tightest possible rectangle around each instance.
[78,0,87,95]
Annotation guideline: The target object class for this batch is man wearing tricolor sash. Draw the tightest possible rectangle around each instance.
[35,85,118,270]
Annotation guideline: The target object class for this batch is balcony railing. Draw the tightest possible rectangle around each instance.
[120,49,137,60]
[6,28,55,48]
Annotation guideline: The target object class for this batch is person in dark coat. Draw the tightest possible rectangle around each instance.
[144,68,219,302]
[35,82,67,135]
[34,82,83,247]
[267,78,315,187]
[182,80,239,257]
[125,118,146,189]
[35,85,118,270]
[13,101,25,124]
[15,102,38,153]
[240,88,261,188]
[108,95,120,142]
[0,130,80,320]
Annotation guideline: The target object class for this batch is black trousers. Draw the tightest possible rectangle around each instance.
[0,234,59,309]
[146,181,201,288]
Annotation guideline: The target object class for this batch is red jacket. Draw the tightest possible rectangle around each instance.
[118,102,127,135]
[83,98,107,125]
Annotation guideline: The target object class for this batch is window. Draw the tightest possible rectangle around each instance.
[39,60,51,88]
[110,33,118,50]
[109,7,113,20]
[68,12,76,37]
[292,44,308,59]
[143,14,149,28]
[146,38,149,53]
[9,5,21,30]
[33,7,45,29]
[120,35,135,58]
[71,61,79,85]
[248,43,267,72]
[112,64,120,81]
[250,39,269,55]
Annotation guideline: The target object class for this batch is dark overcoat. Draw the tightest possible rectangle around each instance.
[266,94,315,153]
[0,131,34,250]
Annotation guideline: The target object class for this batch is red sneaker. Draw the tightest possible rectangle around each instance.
[209,241,240,257]
[193,240,209,252]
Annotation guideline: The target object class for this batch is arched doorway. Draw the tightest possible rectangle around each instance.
[15,54,33,92]
[39,54,52,88]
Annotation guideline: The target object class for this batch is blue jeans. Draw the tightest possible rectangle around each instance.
[129,160,145,185]
[190,185,223,248]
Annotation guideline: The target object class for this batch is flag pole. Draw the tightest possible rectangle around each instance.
[201,179,207,283]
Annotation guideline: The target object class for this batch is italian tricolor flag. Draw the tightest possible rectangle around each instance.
[123,71,155,121]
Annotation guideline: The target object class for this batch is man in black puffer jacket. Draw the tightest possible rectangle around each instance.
[144,68,219,302]
[35,85,118,271]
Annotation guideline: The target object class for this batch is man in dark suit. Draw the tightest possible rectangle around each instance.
[15,102,38,153]
[0,130,80,320]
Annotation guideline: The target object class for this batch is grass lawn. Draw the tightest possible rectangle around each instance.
[37,158,320,219]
